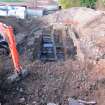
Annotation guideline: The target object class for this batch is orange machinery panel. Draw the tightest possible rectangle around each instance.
[4,25,22,73]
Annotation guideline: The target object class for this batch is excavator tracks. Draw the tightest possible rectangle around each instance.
[40,26,57,61]
[40,26,76,62]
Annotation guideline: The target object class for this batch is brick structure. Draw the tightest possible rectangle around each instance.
[27,0,57,8]
[0,0,58,9]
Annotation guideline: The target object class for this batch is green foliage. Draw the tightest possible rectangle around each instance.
[58,0,97,9]
[102,0,105,5]
[58,0,80,9]
[80,0,97,8]
[96,0,105,8]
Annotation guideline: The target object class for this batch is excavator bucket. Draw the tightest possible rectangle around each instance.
[7,68,29,83]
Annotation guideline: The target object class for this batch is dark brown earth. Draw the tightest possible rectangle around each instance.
[0,8,105,105]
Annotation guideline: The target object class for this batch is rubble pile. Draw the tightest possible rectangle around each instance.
[45,7,105,61]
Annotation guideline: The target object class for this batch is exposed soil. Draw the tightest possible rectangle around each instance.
[0,8,105,105]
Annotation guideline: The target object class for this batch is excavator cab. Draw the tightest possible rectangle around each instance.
[0,33,7,48]
[0,33,9,55]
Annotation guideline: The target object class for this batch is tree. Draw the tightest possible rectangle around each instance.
[96,0,105,9]
[80,0,97,8]
[58,0,80,9]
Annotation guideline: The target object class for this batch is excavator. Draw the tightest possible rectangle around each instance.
[0,18,78,83]
[0,22,28,83]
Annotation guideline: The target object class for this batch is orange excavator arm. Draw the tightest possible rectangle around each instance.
[0,22,22,73]
[5,26,22,73]
[0,22,28,82]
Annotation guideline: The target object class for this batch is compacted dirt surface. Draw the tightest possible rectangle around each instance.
[1,59,105,105]
[0,7,105,105]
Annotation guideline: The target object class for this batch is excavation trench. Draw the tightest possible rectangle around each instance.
[34,26,77,62]
[1,7,105,105]
[0,24,78,105]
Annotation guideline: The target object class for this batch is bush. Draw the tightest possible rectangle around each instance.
[58,0,80,9]
[80,0,97,8]
[96,0,105,9]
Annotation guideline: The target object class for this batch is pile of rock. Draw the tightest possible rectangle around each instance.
[44,7,105,62]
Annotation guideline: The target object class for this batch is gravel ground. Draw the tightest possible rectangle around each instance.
[0,8,105,105]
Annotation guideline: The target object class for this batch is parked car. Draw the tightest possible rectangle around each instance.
[43,5,59,15]
[27,9,44,18]
[0,6,8,16]
[8,6,16,16]
[0,5,26,19]
[15,6,26,19]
